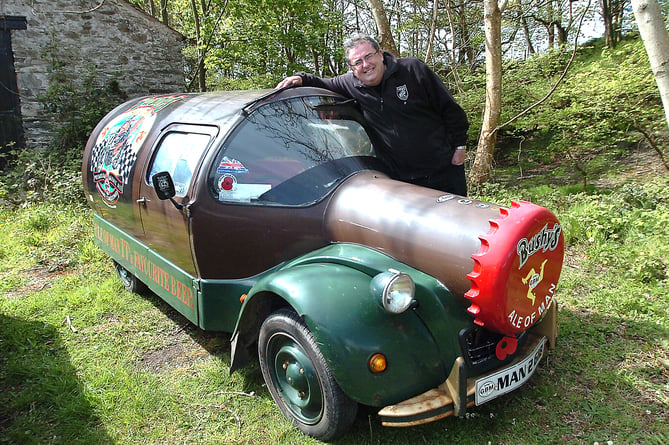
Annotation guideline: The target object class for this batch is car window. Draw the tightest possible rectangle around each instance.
[148,131,211,196]
[209,96,377,206]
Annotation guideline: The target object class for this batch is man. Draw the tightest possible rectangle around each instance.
[276,33,470,196]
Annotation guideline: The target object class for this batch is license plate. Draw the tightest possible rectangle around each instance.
[475,338,546,405]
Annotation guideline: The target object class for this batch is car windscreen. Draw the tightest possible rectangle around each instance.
[207,95,385,206]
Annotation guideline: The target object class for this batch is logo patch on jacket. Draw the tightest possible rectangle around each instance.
[396,84,409,101]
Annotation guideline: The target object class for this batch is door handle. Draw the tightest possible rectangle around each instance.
[136,196,148,205]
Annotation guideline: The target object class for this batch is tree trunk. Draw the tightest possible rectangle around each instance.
[521,15,535,57]
[632,0,669,129]
[160,0,169,26]
[364,0,399,56]
[555,22,568,46]
[190,0,206,92]
[425,0,439,64]
[554,0,568,46]
[454,1,474,66]
[547,0,555,49]
[547,24,555,49]
[470,0,506,185]
[602,0,623,47]
[613,0,624,44]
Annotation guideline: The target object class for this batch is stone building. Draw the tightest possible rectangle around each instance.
[0,0,184,153]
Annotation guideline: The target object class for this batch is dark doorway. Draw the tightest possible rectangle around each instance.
[1,16,27,170]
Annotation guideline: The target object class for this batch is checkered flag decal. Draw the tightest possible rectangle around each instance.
[90,136,138,186]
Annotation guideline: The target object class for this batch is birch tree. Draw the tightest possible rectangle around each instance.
[631,0,669,129]
[470,0,508,185]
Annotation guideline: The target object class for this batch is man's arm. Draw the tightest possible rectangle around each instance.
[275,72,353,97]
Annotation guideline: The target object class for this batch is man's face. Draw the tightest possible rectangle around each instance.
[347,42,384,87]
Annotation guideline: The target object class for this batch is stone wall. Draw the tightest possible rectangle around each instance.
[1,0,184,148]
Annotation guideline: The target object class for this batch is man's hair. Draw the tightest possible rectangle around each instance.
[343,33,381,64]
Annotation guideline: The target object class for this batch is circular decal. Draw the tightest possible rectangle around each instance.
[465,201,565,336]
[217,174,237,191]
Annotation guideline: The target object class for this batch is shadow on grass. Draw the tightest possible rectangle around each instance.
[547,307,669,443]
[134,290,266,390]
[0,313,113,444]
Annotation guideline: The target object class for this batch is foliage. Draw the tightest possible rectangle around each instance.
[557,179,669,283]
[544,37,661,154]
[167,0,346,90]
[458,35,666,190]
[0,145,86,208]
[130,0,617,86]
[37,54,127,167]
[0,203,93,281]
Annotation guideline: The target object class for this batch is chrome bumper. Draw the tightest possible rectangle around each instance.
[377,300,558,427]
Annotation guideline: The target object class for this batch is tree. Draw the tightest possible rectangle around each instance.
[190,0,206,92]
[470,0,508,185]
[602,0,626,47]
[364,0,399,55]
[631,0,669,129]
[160,0,170,25]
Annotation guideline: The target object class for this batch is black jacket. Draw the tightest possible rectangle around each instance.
[299,52,469,180]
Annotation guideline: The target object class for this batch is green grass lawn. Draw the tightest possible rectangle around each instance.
[1,166,668,444]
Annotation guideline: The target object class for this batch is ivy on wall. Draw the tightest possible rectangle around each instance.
[38,40,128,167]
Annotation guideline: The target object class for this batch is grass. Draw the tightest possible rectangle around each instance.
[1,157,668,444]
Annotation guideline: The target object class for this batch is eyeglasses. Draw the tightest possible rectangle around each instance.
[349,51,379,68]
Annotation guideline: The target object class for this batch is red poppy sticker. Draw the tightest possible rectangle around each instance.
[217,174,237,191]
[496,336,518,360]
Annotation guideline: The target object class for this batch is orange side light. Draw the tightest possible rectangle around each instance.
[368,353,387,373]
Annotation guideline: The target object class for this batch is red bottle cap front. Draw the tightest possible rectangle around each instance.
[465,201,565,336]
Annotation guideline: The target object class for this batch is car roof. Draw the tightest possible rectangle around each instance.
[145,87,342,136]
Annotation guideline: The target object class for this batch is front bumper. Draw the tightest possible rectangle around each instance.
[377,301,557,427]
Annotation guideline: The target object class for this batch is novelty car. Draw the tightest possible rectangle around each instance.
[82,87,564,441]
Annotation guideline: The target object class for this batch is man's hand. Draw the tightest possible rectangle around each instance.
[451,146,466,165]
[275,75,303,89]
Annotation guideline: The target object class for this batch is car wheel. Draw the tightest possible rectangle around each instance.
[258,309,357,441]
[113,261,146,294]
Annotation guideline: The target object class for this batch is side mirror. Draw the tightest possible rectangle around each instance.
[151,171,185,212]
[152,171,176,200]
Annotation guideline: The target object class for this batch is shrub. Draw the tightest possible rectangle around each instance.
[38,66,127,167]
[0,147,85,208]
[1,42,127,207]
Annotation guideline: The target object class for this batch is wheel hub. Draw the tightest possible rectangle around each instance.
[271,341,323,423]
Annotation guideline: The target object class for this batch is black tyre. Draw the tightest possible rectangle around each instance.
[258,309,358,441]
[114,261,147,294]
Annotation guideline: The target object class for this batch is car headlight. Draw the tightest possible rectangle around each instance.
[370,270,415,314]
